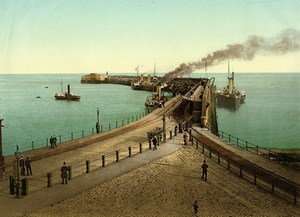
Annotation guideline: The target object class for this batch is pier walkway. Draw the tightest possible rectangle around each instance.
[0,95,184,216]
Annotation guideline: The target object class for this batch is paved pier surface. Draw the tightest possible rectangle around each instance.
[0,95,183,216]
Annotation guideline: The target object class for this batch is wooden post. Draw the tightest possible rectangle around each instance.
[102,155,105,167]
[128,147,132,157]
[239,165,243,178]
[86,160,90,173]
[116,151,119,162]
[227,158,230,170]
[68,166,72,180]
[47,172,52,188]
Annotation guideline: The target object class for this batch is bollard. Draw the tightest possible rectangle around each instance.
[21,178,28,196]
[170,131,172,139]
[47,172,52,188]
[128,147,132,157]
[116,151,119,162]
[148,139,152,150]
[86,160,90,173]
[139,143,142,153]
[102,155,105,167]
[9,176,15,195]
[68,166,72,180]
[179,123,183,133]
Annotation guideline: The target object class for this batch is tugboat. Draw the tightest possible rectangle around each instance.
[216,63,245,109]
[55,84,80,100]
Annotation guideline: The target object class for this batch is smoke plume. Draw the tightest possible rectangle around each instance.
[161,28,300,83]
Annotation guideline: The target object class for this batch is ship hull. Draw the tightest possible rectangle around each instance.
[216,94,241,109]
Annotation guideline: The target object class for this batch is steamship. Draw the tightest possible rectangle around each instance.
[55,84,80,100]
[216,65,245,109]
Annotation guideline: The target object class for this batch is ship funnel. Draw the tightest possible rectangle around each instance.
[140,74,144,82]
[67,85,70,95]
[147,74,151,84]
[156,83,161,101]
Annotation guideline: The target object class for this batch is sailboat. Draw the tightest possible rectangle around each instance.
[55,79,80,100]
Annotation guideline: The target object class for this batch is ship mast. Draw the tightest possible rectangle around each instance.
[154,62,156,77]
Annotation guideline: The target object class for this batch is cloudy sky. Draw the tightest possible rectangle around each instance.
[0,0,299,74]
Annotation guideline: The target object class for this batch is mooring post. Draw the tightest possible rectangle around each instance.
[47,172,52,188]
[86,160,90,173]
[68,166,72,180]
[116,151,119,162]
[128,146,132,157]
[227,158,230,170]
[148,138,152,150]
[102,155,105,167]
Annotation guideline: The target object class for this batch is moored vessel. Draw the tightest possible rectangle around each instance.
[55,84,80,100]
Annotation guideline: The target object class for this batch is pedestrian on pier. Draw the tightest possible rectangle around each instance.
[152,136,157,150]
[183,133,188,146]
[61,162,68,184]
[193,200,199,215]
[53,135,57,148]
[50,136,54,149]
[96,122,100,134]
[25,157,32,176]
[201,160,208,181]
[20,155,25,176]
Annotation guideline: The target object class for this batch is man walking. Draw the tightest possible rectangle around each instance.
[201,160,208,181]
[193,200,199,215]
[61,162,68,184]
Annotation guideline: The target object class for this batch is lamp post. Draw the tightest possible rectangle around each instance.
[96,108,100,133]
[14,145,21,198]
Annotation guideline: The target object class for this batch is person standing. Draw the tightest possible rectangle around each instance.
[183,133,188,146]
[25,157,32,176]
[201,160,208,181]
[61,162,68,184]
[193,200,199,215]
[96,122,100,134]
[53,135,57,148]
[20,156,25,176]
[50,136,54,149]
[152,136,157,150]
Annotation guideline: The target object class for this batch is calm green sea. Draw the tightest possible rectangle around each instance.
[0,73,299,156]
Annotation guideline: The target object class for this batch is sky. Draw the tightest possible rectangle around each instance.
[0,0,300,74]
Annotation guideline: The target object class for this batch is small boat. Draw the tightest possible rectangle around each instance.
[55,84,80,100]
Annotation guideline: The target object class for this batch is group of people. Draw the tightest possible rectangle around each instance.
[19,156,32,176]
[50,135,57,149]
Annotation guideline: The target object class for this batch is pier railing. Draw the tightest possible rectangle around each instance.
[190,129,298,205]
[3,110,149,156]
[217,130,299,166]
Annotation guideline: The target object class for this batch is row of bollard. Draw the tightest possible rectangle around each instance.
[46,126,179,189]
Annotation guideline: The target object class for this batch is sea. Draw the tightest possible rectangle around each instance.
[0,73,299,156]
